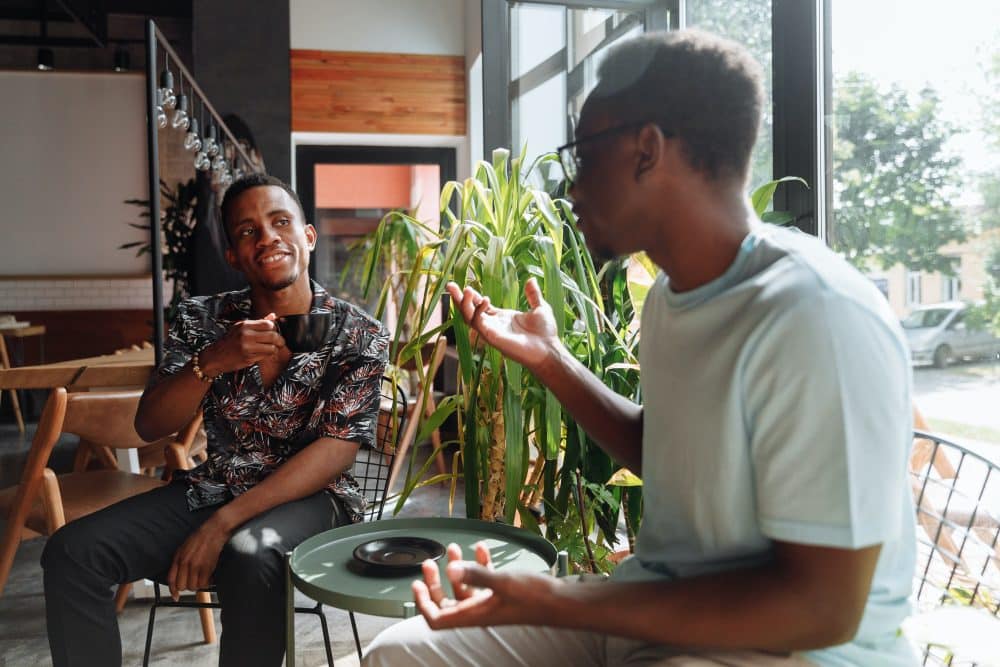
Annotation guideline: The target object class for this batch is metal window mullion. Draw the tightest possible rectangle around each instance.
[483,0,512,155]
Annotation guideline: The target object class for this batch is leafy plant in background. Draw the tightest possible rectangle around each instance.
[356,148,647,573]
[340,207,430,347]
[121,179,198,322]
[750,176,808,224]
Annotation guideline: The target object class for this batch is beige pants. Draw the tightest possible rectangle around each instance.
[362,616,815,667]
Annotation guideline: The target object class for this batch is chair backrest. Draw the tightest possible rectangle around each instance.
[351,376,407,522]
[61,390,152,450]
[909,429,1000,665]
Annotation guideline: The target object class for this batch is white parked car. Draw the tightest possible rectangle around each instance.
[902,302,1000,368]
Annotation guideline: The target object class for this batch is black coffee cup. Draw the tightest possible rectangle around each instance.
[277,313,333,353]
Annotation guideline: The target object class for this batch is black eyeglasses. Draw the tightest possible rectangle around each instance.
[556,121,650,184]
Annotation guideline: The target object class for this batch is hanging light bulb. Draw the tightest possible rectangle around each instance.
[153,89,167,129]
[113,46,129,72]
[212,151,227,173]
[171,94,190,131]
[158,67,176,110]
[203,123,219,157]
[194,148,211,171]
[37,47,54,71]
[184,117,202,152]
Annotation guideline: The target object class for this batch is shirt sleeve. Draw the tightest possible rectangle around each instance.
[318,320,390,448]
[743,291,913,549]
[145,299,200,390]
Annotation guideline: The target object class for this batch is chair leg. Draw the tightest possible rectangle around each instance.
[143,587,159,667]
[0,517,22,597]
[196,590,217,643]
[114,582,132,612]
[315,603,334,667]
[350,610,363,662]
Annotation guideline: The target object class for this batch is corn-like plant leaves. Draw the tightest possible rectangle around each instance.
[607,467,643,487]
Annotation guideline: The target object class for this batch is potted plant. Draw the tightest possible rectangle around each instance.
[356,149,646,572]
[121,178,199,322]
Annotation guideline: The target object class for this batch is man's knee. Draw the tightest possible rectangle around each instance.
[41,521,90,575]
[215,526,285,593]
[363,617,436,667]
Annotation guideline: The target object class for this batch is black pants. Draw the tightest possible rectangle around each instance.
[41,482,346,667]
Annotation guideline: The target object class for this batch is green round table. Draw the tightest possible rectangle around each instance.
[285,517,558,666]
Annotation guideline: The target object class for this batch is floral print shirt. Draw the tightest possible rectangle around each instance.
[149,281,389,522]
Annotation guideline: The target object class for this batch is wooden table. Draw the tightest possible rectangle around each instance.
[0,324,46,432]
[0,347,154,392]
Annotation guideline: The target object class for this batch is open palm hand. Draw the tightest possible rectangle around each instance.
[446,278,559,371]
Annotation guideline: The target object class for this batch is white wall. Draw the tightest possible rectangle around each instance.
[290,0,466,55]
[0,71,148,276]
[464,0,484,169]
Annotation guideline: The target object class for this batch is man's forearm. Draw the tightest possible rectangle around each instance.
[532,545,876,652]
[210,437,359,534]
[135,361,210,441]
[534,344,643,473]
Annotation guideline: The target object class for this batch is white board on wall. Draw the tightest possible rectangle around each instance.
[0,71,149,276]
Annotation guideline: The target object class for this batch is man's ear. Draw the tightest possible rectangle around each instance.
[304,223,317,251]
[635,123,666,182]
[224,246,239,271]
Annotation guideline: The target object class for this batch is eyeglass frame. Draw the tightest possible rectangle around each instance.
[556,120,664,185]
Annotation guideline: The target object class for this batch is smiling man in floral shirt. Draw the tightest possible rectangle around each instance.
[42,173,389,667]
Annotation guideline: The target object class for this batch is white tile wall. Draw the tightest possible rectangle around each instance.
[0,277,165,311]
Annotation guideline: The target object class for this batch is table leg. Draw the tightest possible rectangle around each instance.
[0,336,24,433]
[286,551,295,667]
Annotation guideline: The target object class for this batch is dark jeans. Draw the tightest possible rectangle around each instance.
[41,482,347,667]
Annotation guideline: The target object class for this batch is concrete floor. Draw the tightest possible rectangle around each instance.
[0,420,461,667]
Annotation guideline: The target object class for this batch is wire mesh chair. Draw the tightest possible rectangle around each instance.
[910,430,1000,666]
[141,377,407,667]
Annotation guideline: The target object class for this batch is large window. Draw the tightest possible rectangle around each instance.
[682,0,773,193]
[828,0,1000,454]
[504,0,774,193]
[509,2,654,176]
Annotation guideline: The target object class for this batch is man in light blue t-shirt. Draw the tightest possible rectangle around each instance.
[364,29,916,667]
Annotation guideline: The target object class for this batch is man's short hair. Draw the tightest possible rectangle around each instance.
[219,173,305,245]
[586,29,764,181]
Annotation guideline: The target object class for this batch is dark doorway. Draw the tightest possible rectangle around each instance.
[295,145,456,314]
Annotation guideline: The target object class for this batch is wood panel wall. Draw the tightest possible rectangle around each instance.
[291,50,467,135]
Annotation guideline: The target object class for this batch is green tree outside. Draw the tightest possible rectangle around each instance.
[830,72,965,274]
[685,0,773,192]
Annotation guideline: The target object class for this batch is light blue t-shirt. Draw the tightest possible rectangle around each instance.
[613,223,917,666]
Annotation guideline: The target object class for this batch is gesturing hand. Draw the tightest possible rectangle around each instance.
[446,278,560,371]
[413,542,555,630]
[200,312,287,375]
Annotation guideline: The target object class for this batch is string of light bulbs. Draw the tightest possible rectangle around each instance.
[144,19,262,366]
[152,46,258,186]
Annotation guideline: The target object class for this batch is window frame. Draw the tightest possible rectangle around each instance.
[482,0,829,238]
[482,0,676,160]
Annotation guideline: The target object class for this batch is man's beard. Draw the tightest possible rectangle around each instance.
[260,267,300,291]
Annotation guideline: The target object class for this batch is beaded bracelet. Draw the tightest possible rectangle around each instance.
[191,351,217,383]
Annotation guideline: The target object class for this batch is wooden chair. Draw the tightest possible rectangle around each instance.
[0,388,179,596]
[71,410,207,478]
[387,335,449,493]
